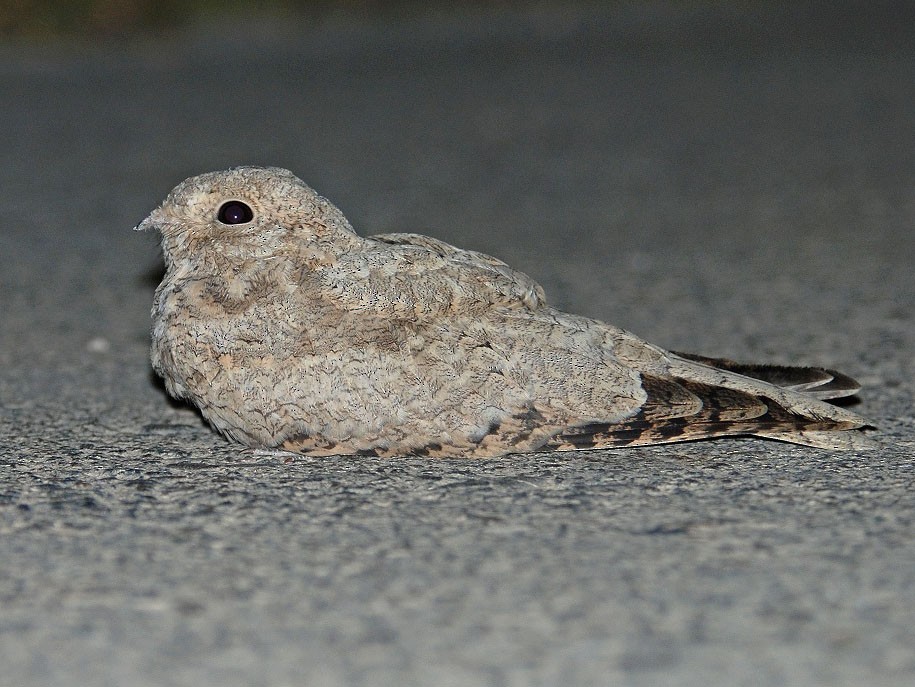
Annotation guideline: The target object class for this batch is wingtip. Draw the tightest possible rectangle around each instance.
[669,352,864,400]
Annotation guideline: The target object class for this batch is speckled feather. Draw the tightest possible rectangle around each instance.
[136,166,873,457]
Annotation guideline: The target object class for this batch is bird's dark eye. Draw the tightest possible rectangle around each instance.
[217,201,254,225]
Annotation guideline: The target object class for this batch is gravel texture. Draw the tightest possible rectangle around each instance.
[1,2,914,685]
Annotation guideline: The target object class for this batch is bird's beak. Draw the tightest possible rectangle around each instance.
[134,207,167,232]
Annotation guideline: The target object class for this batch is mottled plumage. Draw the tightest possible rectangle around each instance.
[136,166,872,457]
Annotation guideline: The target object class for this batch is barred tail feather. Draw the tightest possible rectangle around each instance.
[542,356,874,452]
[663,353,867,427]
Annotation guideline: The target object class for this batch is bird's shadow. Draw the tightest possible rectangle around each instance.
[147,368,214,435]
[138,256,166,290]
[148,369,179,406]
[829,395,862,409]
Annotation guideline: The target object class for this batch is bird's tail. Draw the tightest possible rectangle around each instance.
[543,353,875,452]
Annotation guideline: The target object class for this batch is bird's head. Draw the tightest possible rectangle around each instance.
[135,166,358,266]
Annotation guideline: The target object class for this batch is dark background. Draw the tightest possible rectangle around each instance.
[1,2,913,685]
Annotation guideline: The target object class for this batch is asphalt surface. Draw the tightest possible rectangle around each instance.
[2,2,914,685]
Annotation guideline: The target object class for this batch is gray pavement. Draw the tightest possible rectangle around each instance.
[2,2,914,685]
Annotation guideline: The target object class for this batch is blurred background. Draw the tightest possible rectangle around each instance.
[2,0,363,36]
[3,0,503,37]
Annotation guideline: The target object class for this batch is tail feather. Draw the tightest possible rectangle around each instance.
[664,353,867,426]
[541,354,873,452]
